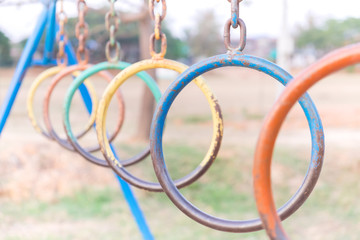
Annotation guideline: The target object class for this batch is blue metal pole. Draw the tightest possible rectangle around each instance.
[64,41,93,104]
[0,1,153,237]
[111,146,154,240]
[64,29,154,240]
[41,0,57,65]
[0,5,49,134]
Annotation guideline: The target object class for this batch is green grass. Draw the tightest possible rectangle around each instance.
[1,143,360,239]
[242,108,264,120]
[181,115,212,124]
[54,188,121,219]
[1,188,121,220]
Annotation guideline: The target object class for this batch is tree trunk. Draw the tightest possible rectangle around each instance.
[136,12,156,141]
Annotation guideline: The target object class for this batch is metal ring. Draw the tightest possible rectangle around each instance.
[76,48,89,65]
[149,33,167,59]
[77,0,88,15]
[105,41,121,63]
[150,53,324,232]
[63,61,155,167]
[105,11,119,32]
[75,22,89,40]
[43,64,124,152]
[96,58,223,192]
[253,43,360,240]
[224,18,246,52]
[27,66,97,140]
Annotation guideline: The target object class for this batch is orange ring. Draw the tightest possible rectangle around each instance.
[253,43,360,239]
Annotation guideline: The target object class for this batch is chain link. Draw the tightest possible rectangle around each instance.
[230,0,240,28]
[224,18,246,52]
[224,0,247,52]
[149,0,167,21]
[105,0,121,62]
[149,0,167,59]
[56,0,68,66]
[75,0,89,64]
[154,13,161,40]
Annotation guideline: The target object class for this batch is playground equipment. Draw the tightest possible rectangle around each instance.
[1,1,153,239]
[95,0,224,192]
[42,0,125,153]
[63,0,158,167]
[149,0,324,233]
[27,2,105,144]
[3,0,357,239]
[253,42,360,240]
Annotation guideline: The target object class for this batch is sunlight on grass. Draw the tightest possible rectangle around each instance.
[1,143,359,239]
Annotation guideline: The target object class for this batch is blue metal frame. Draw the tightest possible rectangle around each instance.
[0,5,48,132]
[0,1,153,239]
[64,41,154,240]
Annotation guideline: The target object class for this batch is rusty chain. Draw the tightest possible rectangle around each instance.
[149,0,167,59]
[75,0,89,65]
[224,0,246,52]
[56,0,68,66]
[105,0,121,62]
[230,0,240,28]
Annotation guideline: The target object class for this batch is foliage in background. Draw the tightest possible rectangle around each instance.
[185,9,222,59]
[8,7,190,64]
[0,31,13,66]
[296,17,360,57]
[65,10,188,63]
[66,9,139,63]
[161,23,189,60]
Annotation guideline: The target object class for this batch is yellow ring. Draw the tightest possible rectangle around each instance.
[96,58,223,169]
[27,66,98,139]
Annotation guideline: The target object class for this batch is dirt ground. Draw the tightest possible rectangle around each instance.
[1,65,360,239]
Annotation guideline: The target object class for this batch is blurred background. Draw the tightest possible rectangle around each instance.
[1,0,360,239]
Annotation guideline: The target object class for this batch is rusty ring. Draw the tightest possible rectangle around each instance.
[77,0,88,15]
[57,40,67,55]
[149,32,167,59]
[149,0,167,21]
[253,43,360,240]
[75,22,89,40]
[58,18,67,33]
[150,53,324,232]
[56,54,68,67]
[27,66,95,140]
[57,12,68,23]
[43,64,125,153]
[96,58,223,192]
[63,61,157,167]
[224,18,247,52]
[56,33,68,46]
[105,11,119,32]
[76,48,89,65]
[105,41,121,63]
[154,13,162,40]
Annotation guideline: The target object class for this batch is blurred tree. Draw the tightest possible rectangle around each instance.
[185,9,222,58]
[54,0,188,140]
[0,31,13,66]
[66,4,189,140]
[67,9,140,63]
[66,10,188,62]
[296,17,360,56]
[162,23,189,60]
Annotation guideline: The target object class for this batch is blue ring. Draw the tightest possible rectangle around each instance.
[150,53,324,232]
